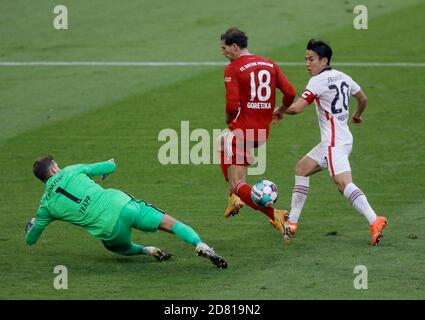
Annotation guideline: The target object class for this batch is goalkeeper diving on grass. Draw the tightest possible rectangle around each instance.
[25,156,227,269]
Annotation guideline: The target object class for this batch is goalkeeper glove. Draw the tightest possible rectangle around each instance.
[24,218,35,234]
[101,158,115,180]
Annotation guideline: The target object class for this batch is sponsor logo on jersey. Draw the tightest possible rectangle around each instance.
[224,76,232,83]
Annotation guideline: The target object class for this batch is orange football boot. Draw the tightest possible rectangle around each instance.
[288,222,298,235]
[270,209,292,241]
[224,193,245,218]
[370,216,388,246]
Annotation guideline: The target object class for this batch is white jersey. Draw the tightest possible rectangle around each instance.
[301,68,361,146]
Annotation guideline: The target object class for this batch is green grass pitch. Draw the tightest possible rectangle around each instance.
[1,0,425,299]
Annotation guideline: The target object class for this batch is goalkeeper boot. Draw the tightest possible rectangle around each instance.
[224,193,245,218]
[370,216,388,246]
[195,243,228,269]
[145,247,173,261]
[270,209,292,241]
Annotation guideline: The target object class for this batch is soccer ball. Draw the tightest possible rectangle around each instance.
[251,179,278,207]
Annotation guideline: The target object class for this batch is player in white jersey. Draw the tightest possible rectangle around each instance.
[272,39,387,246]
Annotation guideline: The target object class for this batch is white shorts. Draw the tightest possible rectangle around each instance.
[307,143,353,177]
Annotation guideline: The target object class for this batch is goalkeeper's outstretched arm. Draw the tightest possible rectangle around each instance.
[78,159,116,178]
[25,207,53,245]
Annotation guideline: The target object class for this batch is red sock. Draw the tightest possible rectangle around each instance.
[234,182,274,220]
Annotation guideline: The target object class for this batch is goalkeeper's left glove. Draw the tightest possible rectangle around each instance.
[24,218,35,234]
[101,158,115,180]
[143,246,173,261]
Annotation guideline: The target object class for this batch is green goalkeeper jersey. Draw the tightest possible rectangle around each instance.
[25,161,132,245]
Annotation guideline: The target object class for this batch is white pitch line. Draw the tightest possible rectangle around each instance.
[0,61,227,66]
[0,61,424,67]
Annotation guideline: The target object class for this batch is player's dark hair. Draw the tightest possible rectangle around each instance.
[33,155,54,183]
[221,28,248,49]
[307,39,332,65]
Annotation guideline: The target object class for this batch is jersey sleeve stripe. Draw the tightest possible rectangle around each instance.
[330,116,335,147]
[327,146,336,177]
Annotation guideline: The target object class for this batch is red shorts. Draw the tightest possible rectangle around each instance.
[218,130,261,181]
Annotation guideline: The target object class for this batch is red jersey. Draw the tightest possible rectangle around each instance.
[224,54,296,141]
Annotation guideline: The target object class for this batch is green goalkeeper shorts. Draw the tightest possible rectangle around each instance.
[101,199,165,253]
[124,198,164,231]
[106,199,165,241]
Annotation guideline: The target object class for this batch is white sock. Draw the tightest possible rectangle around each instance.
[343,183,377,224]
[289,175,309,223]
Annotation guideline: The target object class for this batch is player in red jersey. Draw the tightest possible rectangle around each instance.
[218,28,296,240]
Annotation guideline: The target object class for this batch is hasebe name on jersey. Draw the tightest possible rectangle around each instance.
[327,74,344,83]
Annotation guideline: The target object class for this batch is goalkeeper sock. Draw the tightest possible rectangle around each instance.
[105,242,144,256]
[171,221,202,246]
[234,182,274,219]
[343,183,377,224]
[289,175,309,224]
